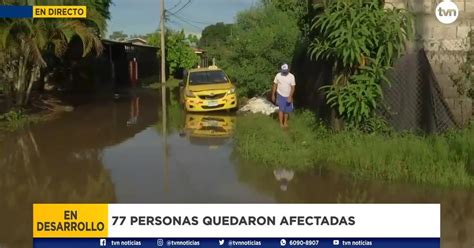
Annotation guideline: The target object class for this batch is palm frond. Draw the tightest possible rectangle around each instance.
[84,8,107,36]
[31,19,48,51]
[51,37,68,57]
[60,20,103,57]
[26,37,47,67]
[0,21,15,50]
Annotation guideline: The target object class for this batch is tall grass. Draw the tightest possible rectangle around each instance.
[234,112,474,187]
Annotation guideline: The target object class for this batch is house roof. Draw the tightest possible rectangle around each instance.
[192,48,206,54]
[127,38,148,44]
[101,38,158,48]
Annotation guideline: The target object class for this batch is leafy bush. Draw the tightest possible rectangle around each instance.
[322,58,390,124]
[309,0,412,126]
[0,110,25,122]
[0,109,38,131]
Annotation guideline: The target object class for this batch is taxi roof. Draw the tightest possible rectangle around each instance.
[187,66,223,73]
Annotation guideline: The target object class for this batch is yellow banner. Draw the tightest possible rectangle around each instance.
[33,204,108,238]
[33,6,87,18]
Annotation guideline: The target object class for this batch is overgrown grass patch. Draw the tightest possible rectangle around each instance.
[234,112,474,187]
[0,109,50,132]
[234,112,323,169]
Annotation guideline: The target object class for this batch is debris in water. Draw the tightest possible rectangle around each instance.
[238,97,278,115]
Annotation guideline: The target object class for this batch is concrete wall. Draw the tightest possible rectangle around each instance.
[385,0,473,126]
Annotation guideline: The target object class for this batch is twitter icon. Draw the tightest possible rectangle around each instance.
[219,239,225,246]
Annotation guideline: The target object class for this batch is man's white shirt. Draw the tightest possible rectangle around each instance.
[273,72,296,97]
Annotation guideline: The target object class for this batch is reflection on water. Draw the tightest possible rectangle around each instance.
[273,169,295,192]
[126,94,140,126]
[0,89,473,247]
[236,162,474,248]
[0,117,117,246]
[0,91,158,247]
[183,113,236,147]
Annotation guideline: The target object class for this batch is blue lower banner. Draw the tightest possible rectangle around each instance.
[34,238,440,248]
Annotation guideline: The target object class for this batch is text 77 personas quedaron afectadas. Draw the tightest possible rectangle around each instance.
[118,215,356,227]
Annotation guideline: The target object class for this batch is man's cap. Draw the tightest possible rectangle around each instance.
[281,64,289,72]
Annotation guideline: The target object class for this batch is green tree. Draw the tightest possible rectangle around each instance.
[199,22,232,48]
[187,34,199,47]
[223,5,300,97]
[148,29,199,75]
[309,0,412,129]
[109,31,128,41]
[129,34,147,40]
[198,22,233,65]
[146,30,160,46]
[0,0,111,107]
[262,0,312,34]
[166,31,199,74]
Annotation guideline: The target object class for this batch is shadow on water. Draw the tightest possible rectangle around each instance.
[0,89,473,247]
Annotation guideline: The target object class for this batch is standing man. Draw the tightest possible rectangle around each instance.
[272,63,296,128]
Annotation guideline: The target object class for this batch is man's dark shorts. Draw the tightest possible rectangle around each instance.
[277,94,294,113]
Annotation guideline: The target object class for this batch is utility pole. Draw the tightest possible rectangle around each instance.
[160,0,166,84]
[160,0,168,195]
[160,0,167,128]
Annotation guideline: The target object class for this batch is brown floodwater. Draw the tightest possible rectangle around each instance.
[0,89,473,247]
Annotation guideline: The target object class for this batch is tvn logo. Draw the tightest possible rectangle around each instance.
[435,0,459,24]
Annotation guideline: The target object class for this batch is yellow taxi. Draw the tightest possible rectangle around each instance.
[181,66,237,112]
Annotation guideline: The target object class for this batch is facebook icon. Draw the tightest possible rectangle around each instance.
[100,239,107,246]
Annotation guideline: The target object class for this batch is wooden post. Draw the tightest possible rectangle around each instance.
[160,0,166,85]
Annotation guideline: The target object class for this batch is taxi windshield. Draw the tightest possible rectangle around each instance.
[189,71,228,85]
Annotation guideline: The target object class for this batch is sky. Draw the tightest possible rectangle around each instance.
[107,0,257,37]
